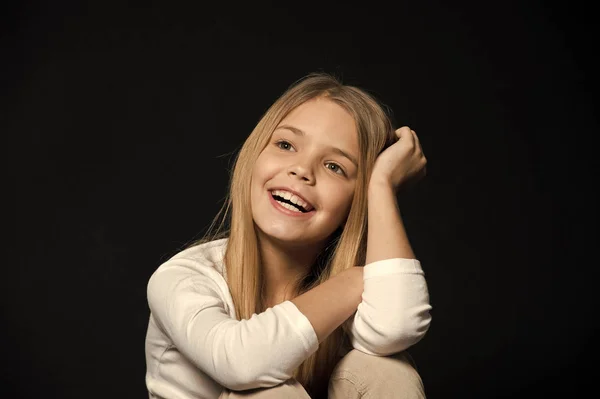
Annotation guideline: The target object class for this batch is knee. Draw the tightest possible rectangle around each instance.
[329,349,425,398]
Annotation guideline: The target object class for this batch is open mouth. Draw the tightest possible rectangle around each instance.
[269,190,314,213]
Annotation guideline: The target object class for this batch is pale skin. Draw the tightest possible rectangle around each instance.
[260,126,426,301]
[290,126,427,343]
[251,98,358,307]
[251,99,427,343]
[366,126,427,264]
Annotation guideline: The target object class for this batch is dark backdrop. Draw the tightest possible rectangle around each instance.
[4,1,597,398]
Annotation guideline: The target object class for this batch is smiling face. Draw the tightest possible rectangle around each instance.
[250,96,359,249]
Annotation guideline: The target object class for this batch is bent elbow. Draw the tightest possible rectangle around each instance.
[218,375,258,392]
[371,304,433,355]
[390,303,433,350]
[218,370,289,391]
[210,341,293,391]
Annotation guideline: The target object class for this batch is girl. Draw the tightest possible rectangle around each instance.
[145,73,432,398]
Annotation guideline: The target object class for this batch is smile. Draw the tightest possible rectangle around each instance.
[268,191,316,217]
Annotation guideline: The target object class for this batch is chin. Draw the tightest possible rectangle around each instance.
[261,227,307,245]
[271,233,334,252]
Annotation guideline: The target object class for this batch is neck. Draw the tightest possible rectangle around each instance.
[257,235,323,307]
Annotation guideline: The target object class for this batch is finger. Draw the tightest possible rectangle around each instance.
[395,126,414,144]
[410,129,423,154]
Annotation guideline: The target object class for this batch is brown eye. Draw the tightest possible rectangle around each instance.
[326,162,345,176]
[276,140,293,151]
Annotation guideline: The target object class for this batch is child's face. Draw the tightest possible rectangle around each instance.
[251,97,359,248]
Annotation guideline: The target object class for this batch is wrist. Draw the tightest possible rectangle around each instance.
[368,177,395,195]
[350,267,364,303]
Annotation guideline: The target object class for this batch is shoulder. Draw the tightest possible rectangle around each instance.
[146,238,235,329]
[146,238,230,304]
[169,238,229,271]
[150,238,229,283]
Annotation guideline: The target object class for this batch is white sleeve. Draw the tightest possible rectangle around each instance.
[147,260,319,391]
[344,258,432,356]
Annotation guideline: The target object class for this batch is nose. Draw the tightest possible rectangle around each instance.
[287,162,315,184]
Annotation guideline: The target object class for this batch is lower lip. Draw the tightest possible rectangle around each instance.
[268,192,315,218]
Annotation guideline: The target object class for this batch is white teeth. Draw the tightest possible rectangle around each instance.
[272,189,309,210]
[276,199,302,213]
[289,195,301,206]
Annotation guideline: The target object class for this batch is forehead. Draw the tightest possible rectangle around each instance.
[278,97,358,149]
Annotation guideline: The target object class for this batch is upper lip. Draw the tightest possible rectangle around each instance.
[269,187,315,211]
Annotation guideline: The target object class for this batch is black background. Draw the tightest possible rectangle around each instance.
[3,1,598,398]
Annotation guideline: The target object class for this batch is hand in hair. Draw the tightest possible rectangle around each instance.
[370,126,427,192]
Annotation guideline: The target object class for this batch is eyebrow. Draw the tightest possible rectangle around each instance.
[275,124,358,168]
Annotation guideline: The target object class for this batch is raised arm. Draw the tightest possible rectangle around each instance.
[347,127,432,355]
[367,126,426,264]
[293,127,432,356]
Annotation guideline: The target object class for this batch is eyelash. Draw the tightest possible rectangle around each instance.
[275,140,346,176]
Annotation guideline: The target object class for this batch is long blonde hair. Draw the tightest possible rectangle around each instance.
[188,72,396,397]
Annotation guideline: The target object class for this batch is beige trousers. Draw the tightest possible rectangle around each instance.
[218,349,426,399]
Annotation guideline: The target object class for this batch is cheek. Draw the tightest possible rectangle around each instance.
[343,196,355,218]
[342,184,356,206]
[252,154,278,181]
[251,162,267,188]
[332,187,355,218]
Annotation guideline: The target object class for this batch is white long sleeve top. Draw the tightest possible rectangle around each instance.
[144,238,432,399]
